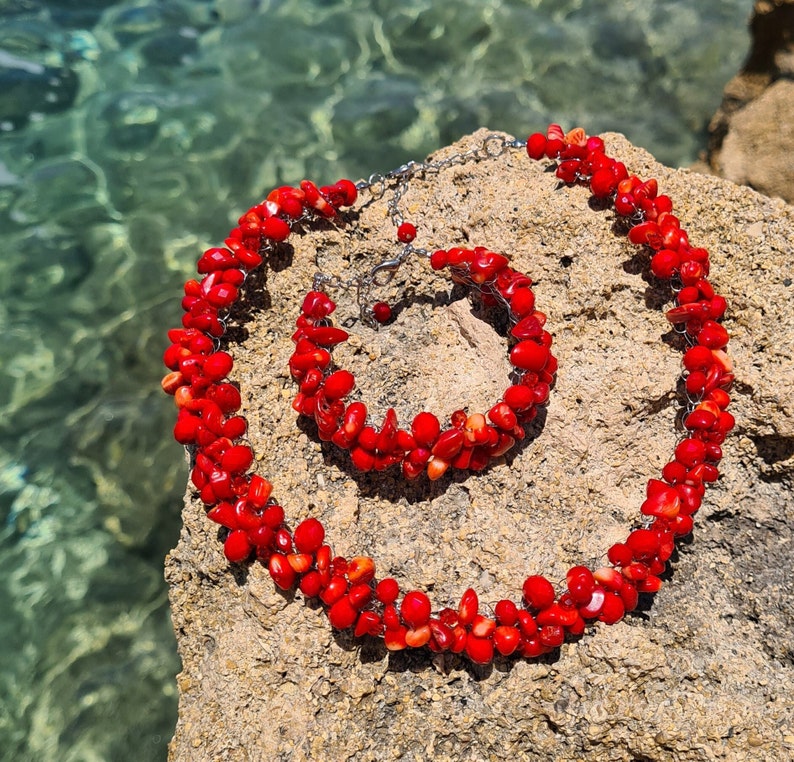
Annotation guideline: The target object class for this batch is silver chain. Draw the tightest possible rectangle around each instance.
[311,133,526,325]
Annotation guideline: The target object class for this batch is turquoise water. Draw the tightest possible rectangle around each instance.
[0,0,751,759]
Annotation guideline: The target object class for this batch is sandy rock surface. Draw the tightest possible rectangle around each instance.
[707,0,794,202]
[166,130,794,761]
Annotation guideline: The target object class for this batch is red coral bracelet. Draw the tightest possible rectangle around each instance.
[289,247,556,480]
[161,125,735,665]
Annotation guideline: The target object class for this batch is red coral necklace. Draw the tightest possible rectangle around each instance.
[162,125,734,665]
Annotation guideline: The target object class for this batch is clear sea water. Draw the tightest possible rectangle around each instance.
[0,0,751,759]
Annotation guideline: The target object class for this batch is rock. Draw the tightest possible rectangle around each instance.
[166,130,794,761]
[713,80,794,204]
[707,0,794,201]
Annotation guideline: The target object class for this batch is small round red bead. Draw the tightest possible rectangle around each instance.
[397,222,417,243]
[372,301,392,323]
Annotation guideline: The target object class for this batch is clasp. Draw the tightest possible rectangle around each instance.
[369,258,401,287]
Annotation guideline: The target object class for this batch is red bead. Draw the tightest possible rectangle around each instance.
[268,553,296,590]
[640,483,681,519]
[261,216,291,242]
[675,438,707,468]
[323,370,355,400]
[223,530,252,563]
[354,610,383,638]
[347,556,376,584]
[262,503,285,529]
[401,590,432,628]
[471,614,496,639]
[221,445,254,474]
[510,340,549,371]
[526,132,547,160]
[566,566,595,604]
[465,635,495,665]
[494,599,519,626]
[458,588,479,625]
[509,287,536,317]
[493,626,520,656]
[375,577,400,605]
[328,596,358,630]
[431,429,464,460]
[299,570,323,598]
[502,385,534,413]
[523,575,555,610]
[372,301,392,323]
[203,351,234,381]
[293,518,325,554]
[590,168,617,198]
[410,411,441,449]
[697,320,729,349]
[578,586,606,618]
[538,624,565,648]
[319,575,348,606]
[428,619,455,650]
[598,593,625,624]
[397,222,417,243]
[607,542,633,567]
[304,325,349,346]
[626,529,659,561]
[650,249,680,279]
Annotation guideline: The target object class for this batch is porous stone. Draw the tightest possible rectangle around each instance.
[707,0,794,202]
[166,130,794,761]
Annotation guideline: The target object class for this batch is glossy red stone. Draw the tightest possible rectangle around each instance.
[523,575,556,610]
[401,590,432,629]
[293,518,325,554]
[510,341,549,371]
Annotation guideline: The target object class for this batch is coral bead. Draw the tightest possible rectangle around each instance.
[203,351,234,381]
[268,553,296,590]
[465,635,494,665]
[431,429,464,460]
[375,577,400,605]
[626,529,660,561]
[698,320,729,349]
[401,591,432,628]
[328,596,358,630]
[293,518,325,554]
[510,340,549,371]
[221,445,254,474]
[493,626,521,656]
[651,249,680,279]
[224,530,252,563]
[354,611,383,638]
[397,222,417,243]
[261,216,291,242]
[523,575,556,610]
[538,624,565,648]
[590,168,617,198]
[494,599,519,626]
[347,556,376,584]
[598,593,625,624]
[411,411,441,448]
[458,588,479,625]
[372,301,392,323]
[526,132,547,160]
[323,370,356,400]
[299,571,323,598]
